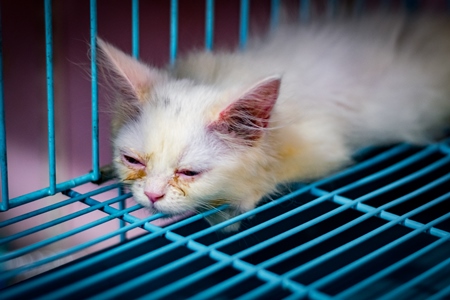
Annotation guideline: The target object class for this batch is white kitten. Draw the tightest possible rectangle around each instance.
[98,14,450,230]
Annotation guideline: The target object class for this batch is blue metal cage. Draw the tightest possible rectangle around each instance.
[1,0,450,299]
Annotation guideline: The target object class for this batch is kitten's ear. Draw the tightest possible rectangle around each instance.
[209,75,281,144]
[96,37,162,102]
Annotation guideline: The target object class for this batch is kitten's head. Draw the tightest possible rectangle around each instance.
[97,38,280,218]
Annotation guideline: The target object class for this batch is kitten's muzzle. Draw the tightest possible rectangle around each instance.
[144,191,165,203]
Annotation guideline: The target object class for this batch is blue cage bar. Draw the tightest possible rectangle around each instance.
[0,2,8,210]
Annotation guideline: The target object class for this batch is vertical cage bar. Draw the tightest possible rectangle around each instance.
[170,0,178,66]
[205,0,214,51]
[239,0,249,50]
[270,0,280,31]
[0,4,9,210]
[124,0,140,239]
[90,0,100,181]
[44,0,56,194]
[132,0,139,59]
[299,0,310,22]
[118,187,126,242]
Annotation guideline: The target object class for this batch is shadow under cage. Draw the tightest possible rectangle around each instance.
[1,0,450,299]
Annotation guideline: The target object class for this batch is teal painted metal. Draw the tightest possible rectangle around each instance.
[132,0,139,59]
[2,0,100,208]
[90,0,100,182]
[205,0,214,51]
[125,0,140,243]
[45,0,56,194]
[270,0,280,31]
[2,142,450,299]
[0,2,8,211]
[0,184,119,228]
[8,173,95,207]
[1,1,450,299]
[239,0,249,50]
[118,186,127,243]
[1,142,450,298]
[170,0,178,66]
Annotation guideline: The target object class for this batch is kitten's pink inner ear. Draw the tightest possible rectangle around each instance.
[209,75,281,142]
[97,37,160,102]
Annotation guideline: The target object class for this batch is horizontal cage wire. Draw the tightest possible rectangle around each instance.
[1,0,450,299]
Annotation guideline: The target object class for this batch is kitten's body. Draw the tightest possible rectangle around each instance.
[99,14,450,229]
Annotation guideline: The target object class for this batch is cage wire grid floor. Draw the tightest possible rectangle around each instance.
[1,140,450,299]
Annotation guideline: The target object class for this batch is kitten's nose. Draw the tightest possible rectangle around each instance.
[145,191,165,203]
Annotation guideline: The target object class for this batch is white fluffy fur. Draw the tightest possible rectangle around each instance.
[99,14,450,230]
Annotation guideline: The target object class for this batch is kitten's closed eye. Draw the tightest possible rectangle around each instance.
[177,169,201,177]
[122,154,145,169]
